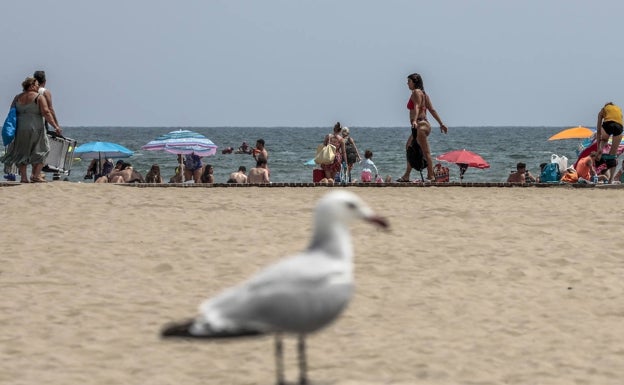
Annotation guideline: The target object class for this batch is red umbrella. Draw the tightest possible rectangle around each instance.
[436,149,490,181]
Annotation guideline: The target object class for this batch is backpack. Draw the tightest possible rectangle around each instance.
[406,140,427,171]
[540,162,561,183]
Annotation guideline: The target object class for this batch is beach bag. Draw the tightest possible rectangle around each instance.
[540,162,561,183]
[2,106,17,146]
[314,144,336,165]
[551,154,568,171]
[433,163,450,182]
[406,140,427,171]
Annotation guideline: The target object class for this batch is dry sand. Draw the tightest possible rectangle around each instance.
[1,183,623,385]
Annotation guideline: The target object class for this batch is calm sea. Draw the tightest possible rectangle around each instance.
[51,126,582,183]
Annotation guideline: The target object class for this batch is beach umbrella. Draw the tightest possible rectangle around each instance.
[141,129,218,177]
[141,129,218,156]
[436,149,490,181]
[74,141,134,173]
[548,126,595,141]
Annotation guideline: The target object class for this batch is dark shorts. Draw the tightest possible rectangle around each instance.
[595,157,617,169]
[602,121,623,136]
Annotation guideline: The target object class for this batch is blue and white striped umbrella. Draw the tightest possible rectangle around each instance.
[141,129,218,157]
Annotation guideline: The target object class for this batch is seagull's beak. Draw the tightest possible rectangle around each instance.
[366,215,389,229]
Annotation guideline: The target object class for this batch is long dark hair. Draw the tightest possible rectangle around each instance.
[201,164,213,182]
[407,73,425,91]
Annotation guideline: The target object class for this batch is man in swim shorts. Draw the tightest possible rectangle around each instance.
[596,102,623,182]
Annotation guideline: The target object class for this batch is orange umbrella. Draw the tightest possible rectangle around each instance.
[548,126,595,140]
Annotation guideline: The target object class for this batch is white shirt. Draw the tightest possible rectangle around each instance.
[361,158,379,176]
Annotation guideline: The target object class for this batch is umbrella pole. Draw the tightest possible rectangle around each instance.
[179,155,185,182]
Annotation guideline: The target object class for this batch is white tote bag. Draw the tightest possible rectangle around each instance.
[551,154,568,171]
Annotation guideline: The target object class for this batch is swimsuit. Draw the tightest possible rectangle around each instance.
[345,138,358,164]
[185,154,203,171]
[602,121,623,136]
[407,91,428,122]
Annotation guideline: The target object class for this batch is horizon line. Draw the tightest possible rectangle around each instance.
[61,125,591,129]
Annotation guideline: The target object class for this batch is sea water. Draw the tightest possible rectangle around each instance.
[52,126,582,183]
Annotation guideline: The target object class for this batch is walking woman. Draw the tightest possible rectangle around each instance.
[397,73,447,182]
[320,122,347,184]
[1,77,62,183]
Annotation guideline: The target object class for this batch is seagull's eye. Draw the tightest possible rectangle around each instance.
[346,202,357,210]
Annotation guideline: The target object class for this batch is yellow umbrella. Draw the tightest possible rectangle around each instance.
[548,126,595,140]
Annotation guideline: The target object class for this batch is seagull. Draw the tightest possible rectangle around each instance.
[161,190,389,385]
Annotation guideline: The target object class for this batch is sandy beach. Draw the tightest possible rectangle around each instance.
[1,183,623,385]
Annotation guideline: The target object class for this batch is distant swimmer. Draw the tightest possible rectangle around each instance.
[236,141,252,154]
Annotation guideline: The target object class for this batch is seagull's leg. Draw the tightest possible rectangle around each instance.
[298,334,308,385]
[275,333,285,385]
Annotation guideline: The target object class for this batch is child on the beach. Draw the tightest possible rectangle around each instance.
[360,149,380,183]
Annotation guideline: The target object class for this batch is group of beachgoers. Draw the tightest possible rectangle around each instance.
[0,71,451,185]
[313,122,385,185]
[81,138,271,184]
[4,70,622,185]
[505,102,624,185]
[1,71,62,183]
[313,72,448,185]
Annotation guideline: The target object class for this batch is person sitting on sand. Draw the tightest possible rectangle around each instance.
[200,164,215,183]
[360,150,379,183]
[248,157,270,184]
[84,159,99,179]
[507,162,536,183]
[95,160,123,183]
[227,166,247,183]
[97,162,144,183]
[145,164,163,183]
[169,166,183,183]
[576,152,607,183]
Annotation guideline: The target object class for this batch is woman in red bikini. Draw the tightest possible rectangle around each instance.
[397,73,447,182]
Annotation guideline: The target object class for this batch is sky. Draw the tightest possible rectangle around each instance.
[3,0,624,127]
